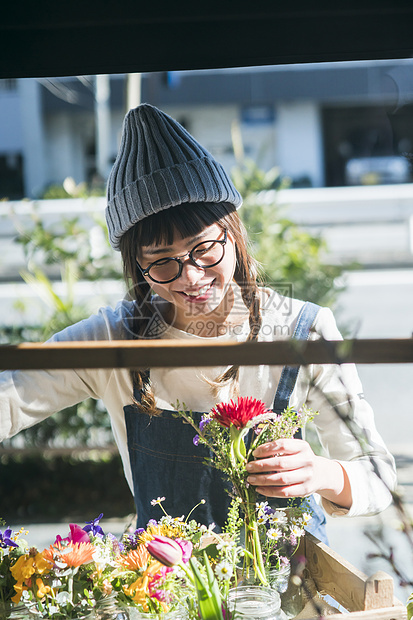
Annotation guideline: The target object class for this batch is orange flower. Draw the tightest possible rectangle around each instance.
[43,542,95,568]
[117,545,150,571]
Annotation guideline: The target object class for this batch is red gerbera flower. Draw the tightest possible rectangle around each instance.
[211,396,269,429]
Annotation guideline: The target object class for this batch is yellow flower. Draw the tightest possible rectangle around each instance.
[122,560,166,610]
[11,582,24,604]
[11,555,36,581]
[123,575,150,607]
[137,522,185,544]
[36,578,51,598]
[36,552,53,574]
[10,552,53,602]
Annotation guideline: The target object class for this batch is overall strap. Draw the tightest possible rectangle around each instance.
[272,301,320,413]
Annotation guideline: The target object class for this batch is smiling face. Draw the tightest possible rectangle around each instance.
[137,223,237,331]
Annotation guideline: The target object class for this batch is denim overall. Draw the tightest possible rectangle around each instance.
[124,301,328,543]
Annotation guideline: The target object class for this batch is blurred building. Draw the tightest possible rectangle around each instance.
[1,60,413,199]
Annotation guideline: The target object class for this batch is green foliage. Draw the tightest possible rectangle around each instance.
[19,262,88,340]
[40,176,106,200]
[1,399,113,450]
[2,199,122,449]
[233,159,345,307]
[407,592,413,620]
[12,205,121,282]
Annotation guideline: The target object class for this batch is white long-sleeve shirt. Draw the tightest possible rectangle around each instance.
[0,289,397,518]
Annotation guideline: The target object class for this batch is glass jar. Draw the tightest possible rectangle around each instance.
[227,586,281,620]
[127,607,187,620]
[266,564,291,594]
[0,603,37,619]
[239,563,291,594]
[94,594,188,620]
[95,595,130,620]
[0,601,96,619]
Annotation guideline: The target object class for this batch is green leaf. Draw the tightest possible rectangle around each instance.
[407,593,413,620]
[189,556,224,620]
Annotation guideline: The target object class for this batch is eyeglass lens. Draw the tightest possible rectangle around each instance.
[148,239,225,283]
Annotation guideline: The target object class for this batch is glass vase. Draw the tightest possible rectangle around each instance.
[0,601,96,619]
[239,563,291,593]
[266,564,291,594]
[227,586,282,620]
[0,605,31,619]
[127,608,187,620]
[95,595,130,619]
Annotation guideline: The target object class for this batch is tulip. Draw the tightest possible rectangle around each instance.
[176,538,193,563]
[54,523,90,546]
[146,535,183,567]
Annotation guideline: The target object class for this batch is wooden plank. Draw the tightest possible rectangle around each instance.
[300,533,407,620]
[1,338,413,370]
[299,606,407,620]
[301,534,406,619]
[303,532,370,611]
[364,571,395,610]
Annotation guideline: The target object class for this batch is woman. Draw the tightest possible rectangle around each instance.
[0,104,397,540]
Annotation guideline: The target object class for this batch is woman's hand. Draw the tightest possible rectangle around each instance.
[246,438,352,509]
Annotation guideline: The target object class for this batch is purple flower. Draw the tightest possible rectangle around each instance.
[83,513,105,537]
[107,532,124,553]
[193,434,200,446]
[199,416,211,431]
[147,519,158,527]
[0,528,18,549]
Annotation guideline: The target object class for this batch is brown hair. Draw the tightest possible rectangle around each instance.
[119,202,262,414]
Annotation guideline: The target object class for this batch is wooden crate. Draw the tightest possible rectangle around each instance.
[295,533,407,620]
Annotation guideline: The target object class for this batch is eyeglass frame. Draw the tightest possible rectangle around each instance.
[136,228,228,284]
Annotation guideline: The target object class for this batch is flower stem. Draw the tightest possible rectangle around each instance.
[251,523,268,586]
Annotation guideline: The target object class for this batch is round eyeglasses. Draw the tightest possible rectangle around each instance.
[136,229,228,284]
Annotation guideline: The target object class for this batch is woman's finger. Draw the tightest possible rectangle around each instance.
[252,438,307,458]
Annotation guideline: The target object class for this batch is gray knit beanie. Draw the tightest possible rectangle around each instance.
[106,103,242,250]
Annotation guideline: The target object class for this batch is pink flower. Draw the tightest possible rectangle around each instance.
[212,397,269,429]
[176,538,193,563]
[149,582,173,603]
[147,535,184,567]
[54,523,90,546]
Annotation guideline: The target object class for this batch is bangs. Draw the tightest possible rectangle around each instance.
[136,202,235,247]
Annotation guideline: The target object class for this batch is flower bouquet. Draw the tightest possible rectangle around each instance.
[0,511,200,619]
[174,396,316,586]
[1,397,317,618]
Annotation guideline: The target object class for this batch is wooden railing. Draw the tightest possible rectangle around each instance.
[1,338,412,370]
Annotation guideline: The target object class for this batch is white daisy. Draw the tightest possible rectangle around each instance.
[291,525,305,537]
[215,561,233,581]
[269,510,288,524]
[150,496,166,506]
[267,528,282,541]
